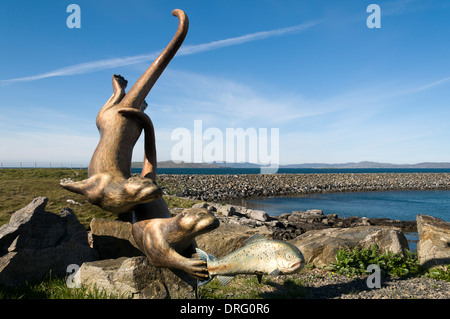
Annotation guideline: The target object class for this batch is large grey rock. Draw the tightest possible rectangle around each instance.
[90,218,143,259]
[79,256,196,299]
[242,208,269,222]
[417,214,450,269]
[196,222,273,257]
[290,226,409,268]
[0,197,97,286]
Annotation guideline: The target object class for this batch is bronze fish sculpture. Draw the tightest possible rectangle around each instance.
[195,234,305,286]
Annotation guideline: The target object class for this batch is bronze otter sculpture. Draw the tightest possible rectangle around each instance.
[61,9,219,280]
[60,73,162,214]
[132,207,219,279]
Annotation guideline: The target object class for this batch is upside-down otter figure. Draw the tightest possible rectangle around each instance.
[60,73,163,214]
[61,10,219,280]
[60,9,188,214]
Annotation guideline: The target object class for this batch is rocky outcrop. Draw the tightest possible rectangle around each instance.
[193,202,416,240]
[79,256,196,299]
[416,214,450,269]
[0,197,97,286]
[289,226,409,268]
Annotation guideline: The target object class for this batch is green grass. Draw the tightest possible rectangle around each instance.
[426,265,450,282]
[329,244,422,277]
[0,168,198,228]
[0,168,113,228]
[327,244,450,282]
[0,274,122,299]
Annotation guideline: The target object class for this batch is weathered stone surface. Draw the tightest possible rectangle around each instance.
[290,226,409,268]
[195,222,272,257]
[243,208,269,222]
[79,256,196,299]
[0,197,97,286]
[287,209,326,225]
[217,204,236,217]
[417,214,450,269]
[90,218,143,259]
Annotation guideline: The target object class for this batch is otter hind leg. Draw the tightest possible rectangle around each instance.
[118,108,157,180]
[60,174,109,204]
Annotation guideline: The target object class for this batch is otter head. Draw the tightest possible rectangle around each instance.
[123,176,163,204]
[176,208,220,237]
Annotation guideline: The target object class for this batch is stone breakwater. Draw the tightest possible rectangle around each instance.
[157,173,450,202]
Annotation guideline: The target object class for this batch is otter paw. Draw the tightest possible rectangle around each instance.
[113,74,128,87]
[183,258,209,280]
[60,178,75,185]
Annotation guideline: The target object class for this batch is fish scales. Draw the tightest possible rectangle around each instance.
[208,242,280,275]
[196,234,305,286]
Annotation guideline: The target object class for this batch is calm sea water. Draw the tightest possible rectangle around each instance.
[239,190,450,252]
[145,167,450,223]
[239,190,450,222]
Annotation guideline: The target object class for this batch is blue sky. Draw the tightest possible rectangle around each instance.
[1,0,450,166]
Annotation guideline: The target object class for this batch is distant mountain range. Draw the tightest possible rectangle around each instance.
[131,161,450,169]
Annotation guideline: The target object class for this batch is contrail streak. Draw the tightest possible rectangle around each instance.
[1,20,322,85]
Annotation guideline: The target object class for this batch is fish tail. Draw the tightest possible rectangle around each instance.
[196,249,235,286]
[195,248,216,286]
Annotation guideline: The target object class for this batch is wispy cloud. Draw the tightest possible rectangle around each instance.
[178,20,322,55]
[0,20,322,85]
[0,54,159,85]
[414,76,450,92]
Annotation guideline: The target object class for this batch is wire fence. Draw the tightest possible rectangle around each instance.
[0,162,88,169]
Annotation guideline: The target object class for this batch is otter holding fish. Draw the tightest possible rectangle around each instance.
[132,208,220,280]
[60,10,222,281]
[196,234,305,286]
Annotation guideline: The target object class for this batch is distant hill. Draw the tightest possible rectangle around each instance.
[131,161,225,169]
[282,161,450,169]
[131,161,450,169]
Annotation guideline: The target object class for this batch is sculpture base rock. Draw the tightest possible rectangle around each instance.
[79,256,196,299]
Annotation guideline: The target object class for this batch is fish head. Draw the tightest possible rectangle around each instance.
[276,242,305,274]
